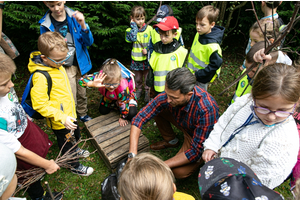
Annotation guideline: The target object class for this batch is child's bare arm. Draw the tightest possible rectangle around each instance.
[15,145,60,174]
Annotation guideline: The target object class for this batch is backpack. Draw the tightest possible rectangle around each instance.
[21,70,52,119]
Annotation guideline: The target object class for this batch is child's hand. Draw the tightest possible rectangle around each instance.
[92,72,107,88]
[142,48,147,55]
[253,48,272,66]
[72,11,86,29]
[119,118,128,127]
[45,159,60,174]
[202,149,217,163]
[64,116,77,130]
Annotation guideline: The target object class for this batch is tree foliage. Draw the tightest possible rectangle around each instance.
[2,1,298,69]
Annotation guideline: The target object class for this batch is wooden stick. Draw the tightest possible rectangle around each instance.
[45,181,55,200]
[219,1,300,96]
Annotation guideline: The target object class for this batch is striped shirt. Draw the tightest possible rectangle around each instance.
[132,86,219,162]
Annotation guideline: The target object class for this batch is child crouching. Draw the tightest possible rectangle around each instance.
[79,58,137,127]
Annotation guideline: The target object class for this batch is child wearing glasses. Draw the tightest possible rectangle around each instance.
[79,58,137,127]
[202,63,300,189]
[28,31,94,176]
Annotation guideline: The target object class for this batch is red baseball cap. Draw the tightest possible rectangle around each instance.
[153,16,179,31]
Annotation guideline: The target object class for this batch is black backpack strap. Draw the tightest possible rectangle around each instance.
[30,70,52,98]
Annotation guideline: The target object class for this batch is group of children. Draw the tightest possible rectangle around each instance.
[1,1,300,200]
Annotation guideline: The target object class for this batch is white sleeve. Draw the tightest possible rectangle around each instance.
[250,119,299,189]
[204,94,251,152]
[276,51,292,65]
[0,129,21,153]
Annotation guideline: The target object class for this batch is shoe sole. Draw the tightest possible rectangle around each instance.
[71,168,94,177]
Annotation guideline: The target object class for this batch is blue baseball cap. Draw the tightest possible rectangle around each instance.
[154,5,173,22]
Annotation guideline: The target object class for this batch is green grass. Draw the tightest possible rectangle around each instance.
[12,48,294,200]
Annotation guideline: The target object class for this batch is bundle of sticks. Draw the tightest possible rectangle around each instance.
[13,137,96,197]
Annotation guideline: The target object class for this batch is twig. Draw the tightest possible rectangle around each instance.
[45,181,55,200]
[219,1,300,96]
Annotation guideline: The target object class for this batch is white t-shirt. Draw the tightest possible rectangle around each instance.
[0,88,27,153]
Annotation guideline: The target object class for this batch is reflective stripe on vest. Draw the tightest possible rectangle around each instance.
[126,26,153,61]
[231,69,252,104]
[186,33,222,83]
[149,46,188,92]
[151,27,182,45]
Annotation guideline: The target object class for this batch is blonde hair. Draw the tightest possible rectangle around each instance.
[0,53,16,76]
[101,58,122,82]
[196,5,219,24]
[38,32,68,57]
[250,18,280,42]
[131,5,146,19]
[118,153,175,200]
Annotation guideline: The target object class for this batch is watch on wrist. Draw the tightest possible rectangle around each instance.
[0,3,5,9]
[128,152,136,159]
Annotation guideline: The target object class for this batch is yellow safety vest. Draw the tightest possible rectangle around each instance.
[151,27,182,45]
[186,33,222,83]
[125,25,153,61]
[231,69,252,104]
[149,46,188,92]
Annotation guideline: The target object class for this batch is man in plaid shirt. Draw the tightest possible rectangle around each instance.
[129,67,219,179]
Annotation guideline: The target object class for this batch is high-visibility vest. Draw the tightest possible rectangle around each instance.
[231,69,252,104]
[149,46,188,92]
[151,27,182,45]
[125,25,153,61]
[186,33,222,83]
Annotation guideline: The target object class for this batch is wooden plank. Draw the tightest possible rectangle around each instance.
[88,135,112,169]
[95,125,131,143]
[99,130,130,149]
[89,121,120,138]
[107,135,149,161]
[110,144,150,168]
[85,111,117,127]
[102,132,144,152]
[87,114,119,133]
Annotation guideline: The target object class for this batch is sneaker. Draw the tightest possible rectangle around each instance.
[71,163,94,176]
[144,90,150,103]
[136,90,142,100]
[79,115,92,122]
[35,191,63,200]
[76,148,90,158]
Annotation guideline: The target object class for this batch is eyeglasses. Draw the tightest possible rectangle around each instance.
[103,83,119,88]
[254,103,296,118]
[47,53,71,66]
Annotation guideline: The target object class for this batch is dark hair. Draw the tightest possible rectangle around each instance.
[196,5,219,24]
[166,67,196,94]
[158,29,177,35]
[252,64,300,102]
[265,1,281,9]
[131,5,146,19]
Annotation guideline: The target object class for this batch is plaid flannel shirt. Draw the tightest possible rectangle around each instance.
[132,86,219,162]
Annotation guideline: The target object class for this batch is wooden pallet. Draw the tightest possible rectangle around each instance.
[85,112,149,170]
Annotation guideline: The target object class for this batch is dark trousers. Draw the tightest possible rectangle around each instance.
[52,126,81,168]
[154,109,204,179]
[99,103,138,121]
